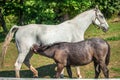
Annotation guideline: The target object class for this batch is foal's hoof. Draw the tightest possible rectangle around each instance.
[33,76,38,78]
[60,74,64,78]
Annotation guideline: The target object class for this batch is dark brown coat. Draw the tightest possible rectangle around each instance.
[32,38,110,78]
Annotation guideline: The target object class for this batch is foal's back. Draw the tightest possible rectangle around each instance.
[58,38,109,66]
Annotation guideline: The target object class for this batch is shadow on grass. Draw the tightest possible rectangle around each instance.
[0,64,56,78]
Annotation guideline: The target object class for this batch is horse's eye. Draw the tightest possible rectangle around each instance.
[99,15,104,18]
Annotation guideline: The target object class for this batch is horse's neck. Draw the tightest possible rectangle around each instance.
[71,10,95,34]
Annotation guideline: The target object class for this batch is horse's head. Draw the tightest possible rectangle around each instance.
[92,6,109,32]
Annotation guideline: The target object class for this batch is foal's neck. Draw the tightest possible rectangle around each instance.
[39,45,56,58]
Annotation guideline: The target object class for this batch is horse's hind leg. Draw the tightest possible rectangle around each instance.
[15,52,28,78]
[76,67,82,78]
[99,62,109,78]
[94,61,101,78]
[23,51,38,78]
[66,66,72,78]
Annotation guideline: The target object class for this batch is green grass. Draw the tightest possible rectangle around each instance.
[0,22,120,78]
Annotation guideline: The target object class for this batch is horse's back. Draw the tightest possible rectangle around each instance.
[14,23,73,49]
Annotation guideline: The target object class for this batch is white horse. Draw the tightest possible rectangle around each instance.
[1,6,109,78]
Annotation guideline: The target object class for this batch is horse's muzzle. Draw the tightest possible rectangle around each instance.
[102,27,109,32]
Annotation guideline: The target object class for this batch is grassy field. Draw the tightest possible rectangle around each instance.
[0,22,120,78]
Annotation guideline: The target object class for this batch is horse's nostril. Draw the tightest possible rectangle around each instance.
[103,27,109,32]
[102,27,106,32]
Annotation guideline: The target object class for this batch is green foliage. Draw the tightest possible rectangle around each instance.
[90,0,120,18]
[0,0,120,31]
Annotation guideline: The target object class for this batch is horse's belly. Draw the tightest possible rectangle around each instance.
[40,34,73,45]
[40,33,83,45]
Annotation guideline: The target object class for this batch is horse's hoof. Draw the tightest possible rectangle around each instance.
[77,75,82,78]
[33,76,38,78]
[60,74,64,78]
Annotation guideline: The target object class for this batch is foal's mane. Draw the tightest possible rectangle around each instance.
[40,42,67,51]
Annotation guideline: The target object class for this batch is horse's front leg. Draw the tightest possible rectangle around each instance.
[55,63,64,78]
[76,66,82,78]
[29,65,38,77]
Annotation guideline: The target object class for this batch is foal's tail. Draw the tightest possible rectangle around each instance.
[105,42,111,66]
[0,25,19,68]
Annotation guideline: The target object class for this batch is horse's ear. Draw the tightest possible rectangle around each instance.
[95,5,99,11]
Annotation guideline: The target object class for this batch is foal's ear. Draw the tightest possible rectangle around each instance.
[95,5,99,11]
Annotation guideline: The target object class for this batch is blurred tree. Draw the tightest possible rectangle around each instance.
[18,0,24,25]
[0,0,7,32]
[0,8,7,32]
[0,0,119,32]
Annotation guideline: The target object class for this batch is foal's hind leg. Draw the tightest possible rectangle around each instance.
[23,51,38,78]
[99,62,109,78]
[94,61,101,78]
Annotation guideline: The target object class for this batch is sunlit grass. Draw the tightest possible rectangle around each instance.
[0,22,120,78]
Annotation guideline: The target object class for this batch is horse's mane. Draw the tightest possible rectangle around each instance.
[73,9,95,19]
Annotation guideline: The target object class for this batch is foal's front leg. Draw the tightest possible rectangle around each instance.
[55,63,64,78]
[60,68,64,78]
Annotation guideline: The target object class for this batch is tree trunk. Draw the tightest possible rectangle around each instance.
[18,0,24,25]
[0,9,8,32]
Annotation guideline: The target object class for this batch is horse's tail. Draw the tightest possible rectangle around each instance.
[105,42,111,66]
[0,25,19,68]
